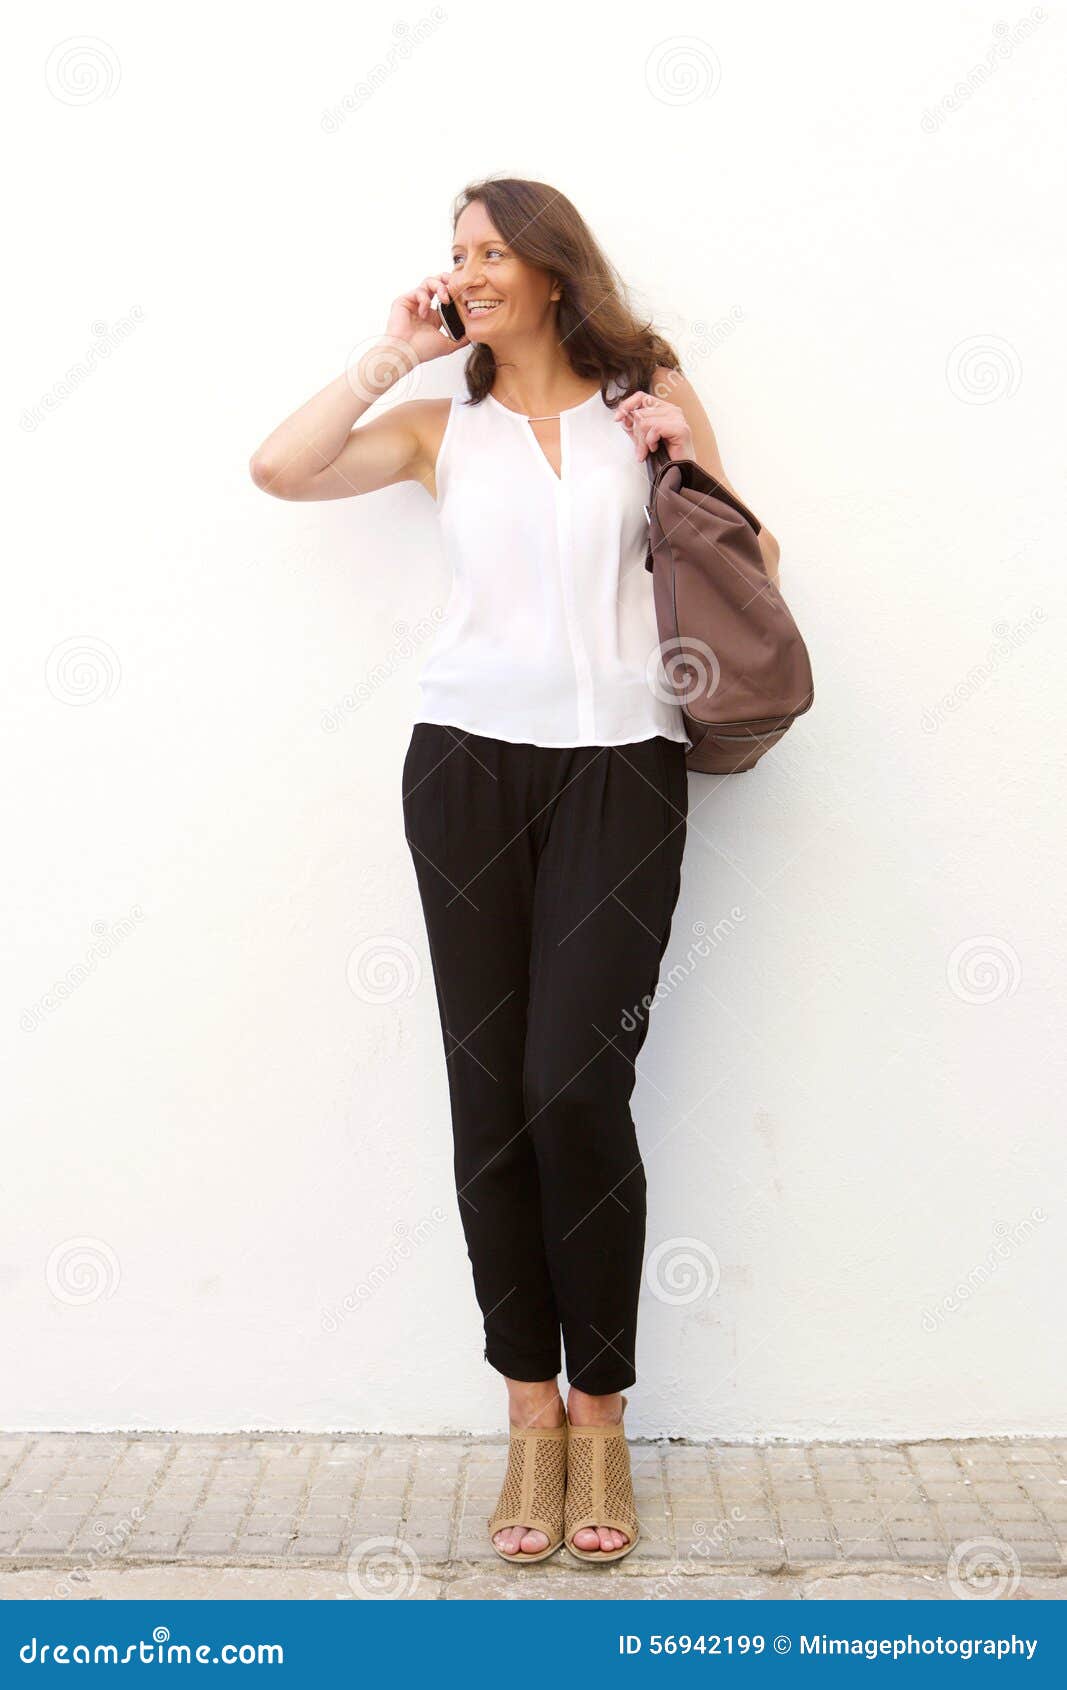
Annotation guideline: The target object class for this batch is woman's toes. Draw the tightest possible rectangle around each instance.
[571,1525,630,1553]
[494,1524,548,1556]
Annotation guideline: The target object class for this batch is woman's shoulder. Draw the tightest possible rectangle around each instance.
[380,396,452,498]
[389,395,477,502]
[650,363,690,400]
[393,395,455,453]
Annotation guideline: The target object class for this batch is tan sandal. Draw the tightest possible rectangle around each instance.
[487,1412,568,1563]
[564,1395,640,1563]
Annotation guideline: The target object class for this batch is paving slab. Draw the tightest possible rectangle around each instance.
[1,1433,1065,1599]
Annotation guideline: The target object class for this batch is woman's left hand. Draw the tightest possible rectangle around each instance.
[614,389,694,463]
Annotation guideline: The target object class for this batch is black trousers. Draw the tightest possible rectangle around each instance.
[402,724,688,1394]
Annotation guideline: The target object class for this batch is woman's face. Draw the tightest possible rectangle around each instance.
[450,201,558,344]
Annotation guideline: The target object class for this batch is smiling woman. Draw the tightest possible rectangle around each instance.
[249,172,783,1570]
[445,179,680,405]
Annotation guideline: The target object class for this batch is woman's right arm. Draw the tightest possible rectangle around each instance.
[249,273,466,502]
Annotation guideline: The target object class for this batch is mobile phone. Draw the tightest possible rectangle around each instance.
[435,291,466,342]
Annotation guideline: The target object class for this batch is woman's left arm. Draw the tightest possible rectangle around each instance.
[616,368,782,585]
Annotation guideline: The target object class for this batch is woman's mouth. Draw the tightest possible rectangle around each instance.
[465,299,503,318]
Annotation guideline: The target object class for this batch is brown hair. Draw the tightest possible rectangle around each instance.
[451,176,681,406]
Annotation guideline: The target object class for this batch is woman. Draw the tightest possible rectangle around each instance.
[251,177,780,1565]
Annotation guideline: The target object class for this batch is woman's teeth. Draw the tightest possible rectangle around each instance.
[467,301,501,315]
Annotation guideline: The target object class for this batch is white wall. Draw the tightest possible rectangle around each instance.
[6,0,1064,1438]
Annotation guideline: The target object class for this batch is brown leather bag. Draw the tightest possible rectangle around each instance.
[644,445,814,773]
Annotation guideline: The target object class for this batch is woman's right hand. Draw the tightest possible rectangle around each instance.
[388,272,469,364]
[249,272,466,502]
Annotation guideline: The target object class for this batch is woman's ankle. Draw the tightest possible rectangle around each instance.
[566,1386,624,1426]
[505,1377,564,1429]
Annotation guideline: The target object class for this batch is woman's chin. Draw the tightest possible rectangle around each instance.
[463,311,507,343]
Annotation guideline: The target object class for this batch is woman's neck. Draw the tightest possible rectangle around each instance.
[488,338,597,418]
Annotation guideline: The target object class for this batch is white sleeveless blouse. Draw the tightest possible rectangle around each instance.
[414,380,690,749]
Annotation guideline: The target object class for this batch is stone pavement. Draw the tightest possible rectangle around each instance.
[1,1434,1064,1601]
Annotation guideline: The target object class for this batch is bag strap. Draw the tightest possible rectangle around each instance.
[644,444,764,533]
[643,445,669,571]
[644,442,672,494]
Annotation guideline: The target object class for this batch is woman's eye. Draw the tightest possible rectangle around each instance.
[450,248,505,266]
